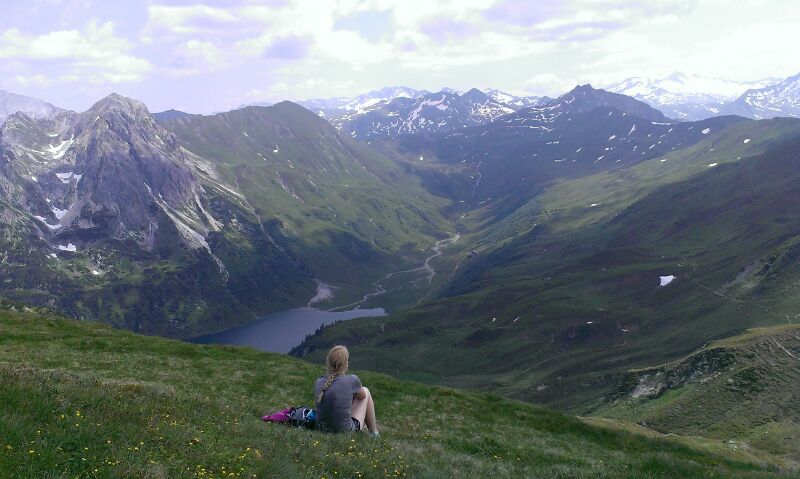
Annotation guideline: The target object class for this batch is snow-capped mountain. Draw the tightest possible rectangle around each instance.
[485,89,550,108]
[720,71,800,119]
[296,86,427,118]
[485,83,668,136]
[333,88,517,140]
[240,87,427,117]
[0,90,62,125]
[415,84,743,213]
[607,73,772,121]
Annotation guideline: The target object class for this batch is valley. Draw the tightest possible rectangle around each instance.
[3,3,800,476]
[4,72,800,475]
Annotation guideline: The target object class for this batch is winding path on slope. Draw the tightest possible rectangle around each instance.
[328,232,461,311]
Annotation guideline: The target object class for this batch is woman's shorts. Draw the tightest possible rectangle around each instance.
[350,417,361,432]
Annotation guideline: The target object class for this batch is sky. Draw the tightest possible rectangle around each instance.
[1,0,798,114]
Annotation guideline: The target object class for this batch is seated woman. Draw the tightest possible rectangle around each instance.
[314,345,379,436]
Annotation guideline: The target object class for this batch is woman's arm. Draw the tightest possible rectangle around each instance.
[354,386,367,400]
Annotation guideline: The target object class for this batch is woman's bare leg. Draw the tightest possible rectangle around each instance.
[351,387,378,433]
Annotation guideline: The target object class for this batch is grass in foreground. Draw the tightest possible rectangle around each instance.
[0,308,793,478]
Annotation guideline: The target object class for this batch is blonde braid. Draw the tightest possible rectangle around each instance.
[317,373,339,403]
[317,345,349,403]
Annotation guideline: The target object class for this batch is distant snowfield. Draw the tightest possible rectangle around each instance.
[659,275,676,287]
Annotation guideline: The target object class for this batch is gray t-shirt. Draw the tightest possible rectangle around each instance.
[314,374,362,432]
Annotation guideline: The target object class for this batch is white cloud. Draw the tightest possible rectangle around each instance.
[518,74,580,97]
[11,74,54,87]
[689,21,800,80]
[247,77,357,103]
[4,0,797,113]
[165,40,228,76]
[0,21,151,84]
[143,5,241,37]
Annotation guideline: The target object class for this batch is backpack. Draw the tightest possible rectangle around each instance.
[287,406,316,429]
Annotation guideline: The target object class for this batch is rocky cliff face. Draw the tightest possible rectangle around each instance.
[0,94,314,337]
[0,94,236,252]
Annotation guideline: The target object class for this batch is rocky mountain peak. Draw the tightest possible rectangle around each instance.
[460,88,491,103]
[87,93,151,120]
[0,91,206,252]
[547,84,667,122]
[0,90,63,125]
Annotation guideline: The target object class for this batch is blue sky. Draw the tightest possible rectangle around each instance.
[1,0,798,113]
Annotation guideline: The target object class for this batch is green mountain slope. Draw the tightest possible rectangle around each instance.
[0,305,792,478]
[296,121,800,413]
[163,103,453,302]
[600,325,800,462]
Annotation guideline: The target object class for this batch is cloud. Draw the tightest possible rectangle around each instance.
[143,5,242,38]
[484,0,698,43]
[246,77,357,103]
[486,0,698,26]
[5,0,794,114]
[177,40,223,64]
[483,1,566,26]
[163,40,228,76]
[142,2,290,41]
[519,73,580,97]
[333,9,394,42]
[10,74,56,87]
[419,18,478,43]
[263,35,312,60]
[0,21,151,84]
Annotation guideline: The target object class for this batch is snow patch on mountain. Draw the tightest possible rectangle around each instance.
[57,243,77,252]
[46,137,74,160]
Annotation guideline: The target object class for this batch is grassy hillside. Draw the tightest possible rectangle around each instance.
[296,123,800,412]
[600,324,800,462]
[0,305,793,478]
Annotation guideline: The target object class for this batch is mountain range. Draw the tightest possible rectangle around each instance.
[241,86,548,140]
[333,88,517,140]
[297,86,427,118]
[3,70,800,466]
[608,71,800,121]
[286,80,800,461]
[720,71,800,119]
[0,93,447,337]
